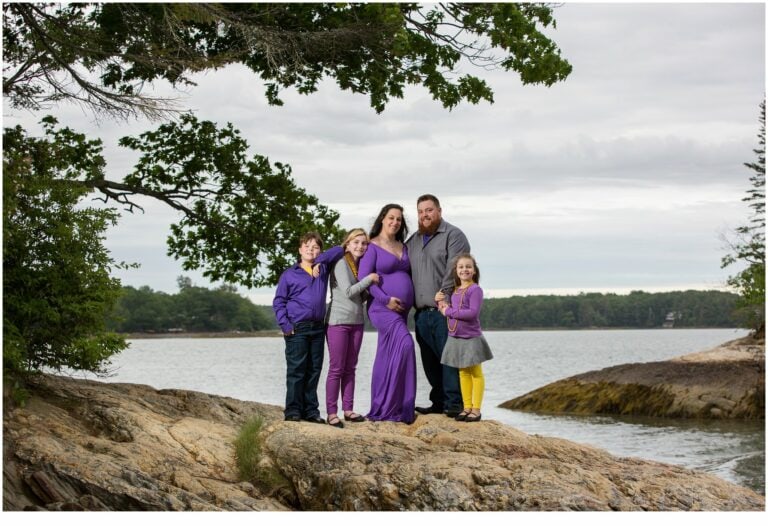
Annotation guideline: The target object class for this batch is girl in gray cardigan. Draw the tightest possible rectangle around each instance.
[324,228,379,428]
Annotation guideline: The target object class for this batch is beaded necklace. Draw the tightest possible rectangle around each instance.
[447,285,471,333]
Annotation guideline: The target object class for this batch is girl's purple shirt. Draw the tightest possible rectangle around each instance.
[444,283,484,338]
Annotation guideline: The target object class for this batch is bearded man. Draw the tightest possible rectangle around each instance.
[405,194,470,418]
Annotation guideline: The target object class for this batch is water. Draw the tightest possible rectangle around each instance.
[80,328,764,494]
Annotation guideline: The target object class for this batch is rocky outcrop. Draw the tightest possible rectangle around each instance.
[3,374,288,511]
[501,336,765,419]
[4,373,764,511]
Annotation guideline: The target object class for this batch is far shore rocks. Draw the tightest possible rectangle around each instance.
[4,373,764,511]
[501,336,765,419]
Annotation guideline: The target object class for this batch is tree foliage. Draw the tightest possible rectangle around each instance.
[721,101,766,336]
[3,115,341,376]
[3,118,127,375]
[480,290,739,330]
[3,3,572,376]
[107,286,738,333]
[109,113,343,286]
[14,114,344,288]
[3,2,572,119]
[108,279,275,333]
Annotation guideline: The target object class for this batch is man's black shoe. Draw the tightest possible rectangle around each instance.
[303,416,325,424]
[444,409,461,418]
[284,415,301,422]
[415,406,442,415]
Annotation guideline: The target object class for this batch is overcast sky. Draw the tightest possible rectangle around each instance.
[4,2,765,305]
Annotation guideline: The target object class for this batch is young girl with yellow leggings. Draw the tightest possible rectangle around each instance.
[436,253,493,422]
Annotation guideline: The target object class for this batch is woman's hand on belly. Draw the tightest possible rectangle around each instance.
[386,297,405,313]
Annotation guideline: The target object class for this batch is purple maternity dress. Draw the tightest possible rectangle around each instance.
[358,243,417,423]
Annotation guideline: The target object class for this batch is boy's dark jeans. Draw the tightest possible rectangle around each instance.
[284,321,325,419]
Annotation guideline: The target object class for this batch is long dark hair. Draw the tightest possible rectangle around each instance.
[369,203,408,243]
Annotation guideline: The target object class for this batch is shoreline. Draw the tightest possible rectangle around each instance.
[122,331,282,339]
[121,326,743,339]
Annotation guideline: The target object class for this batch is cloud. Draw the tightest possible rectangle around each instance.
[3,3,764,303]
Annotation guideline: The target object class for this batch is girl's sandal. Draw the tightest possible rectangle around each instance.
[344,412,366,423]
[455,410,470,421]
[465,412,482,423]
[327,415,344,428]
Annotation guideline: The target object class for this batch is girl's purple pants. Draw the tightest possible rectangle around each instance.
[325,324,364,415]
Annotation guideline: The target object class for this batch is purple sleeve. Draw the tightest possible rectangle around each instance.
[272,273,293,334]
[444,285,483,321]
[358,246,388,305]
[316,245,344,267]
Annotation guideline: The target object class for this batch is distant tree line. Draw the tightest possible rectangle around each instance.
[109,281,738,334]
[480,290,739,330]
[107,277,276,333]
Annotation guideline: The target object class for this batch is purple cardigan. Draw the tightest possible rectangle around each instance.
[444,283,484,339]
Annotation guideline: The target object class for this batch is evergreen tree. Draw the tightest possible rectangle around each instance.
[722,101,766,337]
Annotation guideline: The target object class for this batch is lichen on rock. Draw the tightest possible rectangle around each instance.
[501,336,765,420]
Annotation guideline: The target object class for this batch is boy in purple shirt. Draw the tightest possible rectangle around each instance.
[273,232,344,422]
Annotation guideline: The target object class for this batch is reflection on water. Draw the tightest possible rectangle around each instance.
[80,328,763,495]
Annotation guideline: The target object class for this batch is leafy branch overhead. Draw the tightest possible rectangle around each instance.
[3,2,572,119]
[75,114,341,288]
[3,3,572,376]
[3,114,341,376]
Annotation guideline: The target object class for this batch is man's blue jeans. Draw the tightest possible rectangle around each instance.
[414,309,462,412]
[284,321,325,419]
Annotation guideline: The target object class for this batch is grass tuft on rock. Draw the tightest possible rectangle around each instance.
[234,415,265,482]
[234,415,295,504]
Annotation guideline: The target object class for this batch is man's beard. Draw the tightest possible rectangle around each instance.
[418,219,440,236]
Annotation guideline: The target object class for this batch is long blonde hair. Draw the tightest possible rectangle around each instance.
[342,228,368,279]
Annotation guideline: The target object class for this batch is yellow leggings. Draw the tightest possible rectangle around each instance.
[459,364,484,410]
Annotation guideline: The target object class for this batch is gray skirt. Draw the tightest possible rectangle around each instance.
[441,335,493,369]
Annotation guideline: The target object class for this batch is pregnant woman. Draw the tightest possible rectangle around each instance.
[358,203,417,424]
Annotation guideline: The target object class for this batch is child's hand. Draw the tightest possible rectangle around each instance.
[312,264,321,278]
[368,273,380,284]
[434,291,446,303]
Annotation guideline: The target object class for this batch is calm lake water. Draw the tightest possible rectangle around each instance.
[80,328,764,495]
